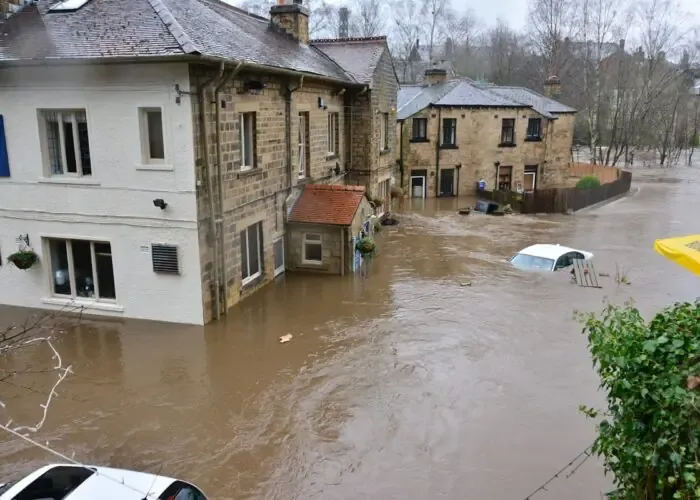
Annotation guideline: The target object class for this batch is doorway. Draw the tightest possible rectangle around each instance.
[524,165,537,193]
[410,169,427,198]
[439,168,455,197]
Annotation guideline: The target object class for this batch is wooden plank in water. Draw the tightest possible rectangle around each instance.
[572,258,601,288]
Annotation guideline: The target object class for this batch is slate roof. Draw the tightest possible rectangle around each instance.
[0,0,373,83]
[311,37,387,85]
[289,184,367,226]
[397,78,576,120]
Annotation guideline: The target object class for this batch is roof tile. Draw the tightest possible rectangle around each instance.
[289,184,367,226]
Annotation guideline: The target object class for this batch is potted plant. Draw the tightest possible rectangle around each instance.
[7,249,38,270]
[355,237,377,256]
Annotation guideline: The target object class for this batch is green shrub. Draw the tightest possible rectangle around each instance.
[576,176,602,190]
[580,301,700,499]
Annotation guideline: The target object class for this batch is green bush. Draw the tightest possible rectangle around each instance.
[576,176,602,190]
[580,301,700,499]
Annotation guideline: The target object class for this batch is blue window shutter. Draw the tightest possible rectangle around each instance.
[0,115,9,177]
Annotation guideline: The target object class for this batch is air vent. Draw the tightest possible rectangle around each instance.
[151,244,179,274]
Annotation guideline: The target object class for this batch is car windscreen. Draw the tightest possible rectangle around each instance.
[510,253,555,271]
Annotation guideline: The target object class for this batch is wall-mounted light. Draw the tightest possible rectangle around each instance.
[153,198,168,210]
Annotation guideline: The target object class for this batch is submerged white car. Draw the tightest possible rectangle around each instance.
[509,244,593,272]
[0,463,207,500]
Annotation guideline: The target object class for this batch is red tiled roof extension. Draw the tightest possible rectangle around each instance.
[289,184,366,226]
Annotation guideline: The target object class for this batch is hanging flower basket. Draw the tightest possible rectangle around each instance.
[355,237,377,256]
[7,250,38,270]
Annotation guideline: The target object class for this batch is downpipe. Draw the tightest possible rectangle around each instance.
[199,62,224,320]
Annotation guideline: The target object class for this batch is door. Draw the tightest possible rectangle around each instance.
[439,168,455,197]
[273,238,285,277]
[524,165,537,192]
[410,175,426,198]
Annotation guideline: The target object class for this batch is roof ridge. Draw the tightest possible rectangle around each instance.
[311,36,386,44]
[146,0,199,54]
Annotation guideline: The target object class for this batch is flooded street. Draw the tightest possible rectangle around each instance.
[1,167,699,499]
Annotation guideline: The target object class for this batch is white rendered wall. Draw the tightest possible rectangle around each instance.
[0,63,204,324]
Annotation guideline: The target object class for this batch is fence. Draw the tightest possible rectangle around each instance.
[481,170,632,214]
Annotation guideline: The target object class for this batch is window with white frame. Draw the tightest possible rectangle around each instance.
[298,112,309,178]
[240,221,263,284]
[303,233,323,264]
[139,107,165,163]
[41,109,92,176]
[240,112,256,170]
[48,239,115,300]
[380,112,389,151]
[327,112,339,155]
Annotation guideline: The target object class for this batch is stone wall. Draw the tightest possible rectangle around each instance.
[190,64,349,322]
[287,223,344,274]
[348,48,399,201]
[398,106,576,197]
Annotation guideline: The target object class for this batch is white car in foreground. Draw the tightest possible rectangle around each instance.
[0,463,207,500]
[509,244,593,272]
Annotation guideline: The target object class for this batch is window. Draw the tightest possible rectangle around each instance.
[303,233,323,264]
[327,112,339,155]
[240,222,262,285]
[0,115,9,177]
[298,112,309,178]
[140,108,165,163]
[500,118,515,145]
[411,118,427,140]
[526,118,542,140]
[48,239,116,300]
[380,112,389,151]
[498,165,512,191]
[442,118,456,146]
[524,165,537,192]
[240,112,256,170]
[42,109,92,176]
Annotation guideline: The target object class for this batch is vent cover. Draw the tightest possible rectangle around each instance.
[151,244,179,274]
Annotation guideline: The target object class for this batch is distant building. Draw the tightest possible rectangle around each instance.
[396,69,576,198]
[0,0,398,324]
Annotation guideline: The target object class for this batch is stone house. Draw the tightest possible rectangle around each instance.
[286,184,374,275]
[0,0,397,325]
[396,69,576,198]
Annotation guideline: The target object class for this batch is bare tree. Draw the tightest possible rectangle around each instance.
[1,308,81,435]
[351,0,385,37]
[528,0,581,78]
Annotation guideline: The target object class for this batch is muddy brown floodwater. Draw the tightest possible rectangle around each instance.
[1,167,699,500]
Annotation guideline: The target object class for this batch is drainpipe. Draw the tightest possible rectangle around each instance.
[200,62,224,320]
[399,120,404,189]
[214,61,243,316]
[285,75,304,194]
[435,107,442,197]
[340,227,345,276]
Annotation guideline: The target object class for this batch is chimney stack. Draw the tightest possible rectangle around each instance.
[270,0,309,45]
[338,7,349,38]
[424,67,447,86]
[543,75,561,99]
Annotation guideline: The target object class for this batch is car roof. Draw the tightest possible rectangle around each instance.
[517,244,591,260]
[0,464,178,500]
